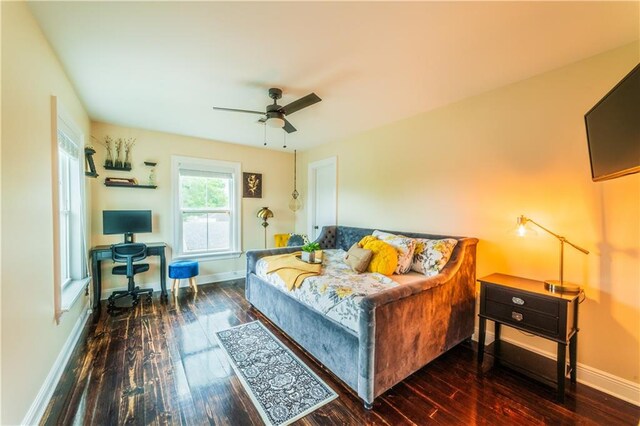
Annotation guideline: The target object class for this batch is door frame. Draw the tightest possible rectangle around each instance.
[307,156,337,239]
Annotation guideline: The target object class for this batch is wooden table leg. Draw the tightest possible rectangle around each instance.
[493,322,502,366]
[570,333,577,383]
[557,342,566,403]
[478,317,486,364]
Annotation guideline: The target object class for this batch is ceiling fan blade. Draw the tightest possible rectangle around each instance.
[257,117,267,123]
[280,93,321,115]
[212,106,265,115]
[283,119,297,133]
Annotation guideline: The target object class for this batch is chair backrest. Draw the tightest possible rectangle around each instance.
[112,243,147,262]
[112,243,148,277]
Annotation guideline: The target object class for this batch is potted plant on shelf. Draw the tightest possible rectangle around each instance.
[301,242,321,263]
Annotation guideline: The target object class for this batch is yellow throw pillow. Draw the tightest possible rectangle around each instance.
[372,230,416,274]
[358,236,398,276]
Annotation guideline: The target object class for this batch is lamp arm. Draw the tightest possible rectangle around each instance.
[526,217,589,255]
[526,217,562,239]
[564,239,589,255]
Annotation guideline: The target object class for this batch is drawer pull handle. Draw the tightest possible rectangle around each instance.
[512,297,525,305]
[512,312,523,321]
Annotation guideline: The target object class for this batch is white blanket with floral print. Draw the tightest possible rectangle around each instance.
[256,249,398,334]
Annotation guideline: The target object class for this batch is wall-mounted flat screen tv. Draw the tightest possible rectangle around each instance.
[584,63,640,182]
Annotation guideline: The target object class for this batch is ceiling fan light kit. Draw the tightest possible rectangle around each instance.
[212,87,321,136]
[267,115,285,129]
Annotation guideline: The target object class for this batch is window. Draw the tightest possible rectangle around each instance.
[173,156,241,259]
[55,99,89,316]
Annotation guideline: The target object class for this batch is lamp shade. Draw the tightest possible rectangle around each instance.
[289,192,302,212]
[257,207,274,220]
[267,116,285,129]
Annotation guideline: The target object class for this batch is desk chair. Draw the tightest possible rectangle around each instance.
[107,243,153,310]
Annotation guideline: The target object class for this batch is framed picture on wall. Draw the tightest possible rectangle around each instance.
[243,172,262,198]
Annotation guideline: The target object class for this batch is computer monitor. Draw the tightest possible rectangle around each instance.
[103,210,152,243]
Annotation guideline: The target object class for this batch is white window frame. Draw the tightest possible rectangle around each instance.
[172,155,242,260]
[55,99,90,316]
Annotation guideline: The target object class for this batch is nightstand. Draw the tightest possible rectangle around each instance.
[477,273,580,403]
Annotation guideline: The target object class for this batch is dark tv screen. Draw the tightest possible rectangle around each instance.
[103,210,152,235]
[585,63,640,182]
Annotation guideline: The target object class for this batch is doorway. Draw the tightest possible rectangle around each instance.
[307,157,337,240]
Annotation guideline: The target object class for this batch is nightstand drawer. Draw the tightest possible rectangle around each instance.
[485,300,559,336]
[486,285,559,316]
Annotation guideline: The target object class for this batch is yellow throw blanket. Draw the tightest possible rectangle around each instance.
[264,251,322,291]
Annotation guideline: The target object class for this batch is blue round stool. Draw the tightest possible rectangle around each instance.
[169,260,199,295]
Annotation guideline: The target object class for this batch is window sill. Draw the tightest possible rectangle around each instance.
[61,277,90,311]
[174,251,243,262]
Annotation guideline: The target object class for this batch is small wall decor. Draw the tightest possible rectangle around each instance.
[124,137,136,169]
[145,161,157,186]
[84,146,98,178]
[243,172,262,198]
[99,135,133,171]
[114,138,124,168]
[102,135,114,167]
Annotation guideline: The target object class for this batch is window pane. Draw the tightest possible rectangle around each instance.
[182,212,208,251]
[207,212,230,250]
[180,176,229,209]
[182,212,231,252]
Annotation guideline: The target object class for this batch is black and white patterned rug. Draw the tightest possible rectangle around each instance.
[215,321,338,426]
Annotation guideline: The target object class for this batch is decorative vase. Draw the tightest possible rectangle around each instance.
[105,148,113,168]
[301,251,315,263]
[124,150,131,169]
[114,152,123,169]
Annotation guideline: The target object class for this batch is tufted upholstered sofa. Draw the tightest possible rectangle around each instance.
[245,225,479,408]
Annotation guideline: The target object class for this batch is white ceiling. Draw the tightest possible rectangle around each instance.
[29,1,639,152]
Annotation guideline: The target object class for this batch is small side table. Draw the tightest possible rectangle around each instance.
[477,273,580,403]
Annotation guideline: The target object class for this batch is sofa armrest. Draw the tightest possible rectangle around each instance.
[246,247,301,275]
[360,237,479,309]
[358,237,478,401]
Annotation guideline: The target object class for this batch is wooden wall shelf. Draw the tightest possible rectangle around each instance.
[104,165,132,171]
[104,182,157,189]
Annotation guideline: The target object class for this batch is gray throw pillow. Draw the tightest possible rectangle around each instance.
[344,243,373,273]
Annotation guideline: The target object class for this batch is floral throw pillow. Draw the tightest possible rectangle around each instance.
[372,230,416,274]
[411,238,458,276]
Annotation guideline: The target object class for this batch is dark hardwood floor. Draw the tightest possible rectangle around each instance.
[41,280,639,425]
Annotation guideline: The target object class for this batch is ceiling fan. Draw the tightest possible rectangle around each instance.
[212,88,321,133]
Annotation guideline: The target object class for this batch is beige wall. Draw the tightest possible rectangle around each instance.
[1,2,92,424]
[90,122,295,293]
[298,43,640,385]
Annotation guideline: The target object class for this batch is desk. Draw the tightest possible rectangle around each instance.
[90,242,168,309]
[477,273,579,403]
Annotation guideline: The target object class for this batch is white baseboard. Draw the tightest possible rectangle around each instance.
[100,270,245,300]
[22,303,91,425]
[472,327,640,406]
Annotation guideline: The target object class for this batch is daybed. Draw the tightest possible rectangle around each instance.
[245,225,479,408]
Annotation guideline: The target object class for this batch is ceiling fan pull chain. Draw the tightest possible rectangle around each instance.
[283,130,287,149]
[263,122,267,146]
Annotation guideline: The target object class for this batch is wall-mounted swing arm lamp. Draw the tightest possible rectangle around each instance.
[517,215,589,294]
